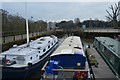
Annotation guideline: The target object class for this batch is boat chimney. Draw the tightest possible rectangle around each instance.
[26,18,29,45]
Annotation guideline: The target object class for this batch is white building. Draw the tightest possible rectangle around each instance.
[47,22,56,31]
[74,18,80,23]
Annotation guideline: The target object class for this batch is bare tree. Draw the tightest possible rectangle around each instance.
[106,2,120,28]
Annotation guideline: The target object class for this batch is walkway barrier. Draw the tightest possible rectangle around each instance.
[1,31,47,44]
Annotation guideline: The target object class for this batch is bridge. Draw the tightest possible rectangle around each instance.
[84,28,120,33]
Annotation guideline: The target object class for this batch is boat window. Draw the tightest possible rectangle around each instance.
[102,46,105,52]
[16,56,25,60]
[110,54,115,65]
[36,55,38,57]
[104,48,112,58]
[48,45,50,48]
[39,56,41,59]
[37,47,41,49]
[39,51,40,53]
[43,49,46,52]
[52,43,53,45]
[100,43,104,50]
[30,57,32,60]
[38,42,42,44]
[74,47,81,49]
[48,41,50,43]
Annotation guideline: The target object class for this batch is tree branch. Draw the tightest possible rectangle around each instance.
[114,3,119,15]
[116,10,120,16]
[109,5,115,14]
[105,16,112,21]
[106,10,113,18]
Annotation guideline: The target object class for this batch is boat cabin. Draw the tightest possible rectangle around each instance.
[0,35,58,67]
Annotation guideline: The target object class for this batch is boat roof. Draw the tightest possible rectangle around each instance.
[95,37,120,57]
[51,36,85,57]
[1,36,54,56]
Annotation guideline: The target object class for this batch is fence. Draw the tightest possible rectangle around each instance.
[1,28,120,44]
[1,31,47,44]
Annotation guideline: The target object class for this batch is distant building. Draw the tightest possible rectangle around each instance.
[47,22,56,31]
[74,18,80,23]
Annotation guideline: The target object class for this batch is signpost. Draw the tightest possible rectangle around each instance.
[82,25,86,31]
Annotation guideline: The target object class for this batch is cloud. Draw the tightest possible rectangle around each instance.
[2,0,119,2]
[2,2,116,22]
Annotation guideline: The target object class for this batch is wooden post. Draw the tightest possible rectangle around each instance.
[21,34,23,39]
[3,37,5,43]
[13,35,15,41]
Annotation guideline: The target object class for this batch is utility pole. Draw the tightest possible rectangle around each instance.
[25,0,29,45]
[89,18,92,28]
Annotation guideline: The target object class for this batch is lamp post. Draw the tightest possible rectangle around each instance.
[89,18,92,28]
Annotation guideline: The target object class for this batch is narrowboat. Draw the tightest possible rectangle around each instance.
[93,37,120,78]
[41,36,91,80]
[0,35,58,79]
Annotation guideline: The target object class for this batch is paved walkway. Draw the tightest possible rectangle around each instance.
[86,46,119,80]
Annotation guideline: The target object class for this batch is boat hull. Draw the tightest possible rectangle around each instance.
[1,42,58,80]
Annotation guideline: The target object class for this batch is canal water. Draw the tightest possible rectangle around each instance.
[26,37,94,80]
[81,38,94,47]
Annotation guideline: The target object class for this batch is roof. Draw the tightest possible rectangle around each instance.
[95,37,120,57]
[51,36,85,57]
[1,36,55,56]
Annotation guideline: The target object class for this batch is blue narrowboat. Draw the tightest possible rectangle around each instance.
[41,36,90,80]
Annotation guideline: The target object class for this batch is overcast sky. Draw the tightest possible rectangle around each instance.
[1,2,118,22]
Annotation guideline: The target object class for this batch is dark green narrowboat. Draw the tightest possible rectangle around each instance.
[93,37,120,78]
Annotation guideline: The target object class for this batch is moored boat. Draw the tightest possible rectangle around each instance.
[93,37,120,79]
[41,36,90,80]
[0,35,58,79]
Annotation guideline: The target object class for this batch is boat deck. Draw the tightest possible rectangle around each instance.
[86,46,119,80]
[41,61,89,72]
[41,72,74,80]
[41,60,89,80]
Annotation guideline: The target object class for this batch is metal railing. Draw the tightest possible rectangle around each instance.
[1,28,120,44]
[1,31,47,44]
[84,28,120,33]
